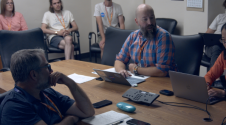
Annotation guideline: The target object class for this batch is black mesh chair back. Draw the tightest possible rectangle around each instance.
[0,28,48,70]
[172,34,204,75]
[101,27,134,66]
[156,18,177,34]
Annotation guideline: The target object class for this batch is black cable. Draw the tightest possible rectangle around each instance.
[222,117,226,125]
[156,96,212,122]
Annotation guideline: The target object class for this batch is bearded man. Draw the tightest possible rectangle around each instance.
[114,4,177,77]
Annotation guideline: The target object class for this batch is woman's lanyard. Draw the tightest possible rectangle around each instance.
[55,13,66,29]
[41,93,63,119]
[138,40,148,67]
[105,4,113,26]
[5,14,13,31]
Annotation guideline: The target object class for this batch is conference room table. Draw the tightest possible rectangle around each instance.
[0,60,225,125]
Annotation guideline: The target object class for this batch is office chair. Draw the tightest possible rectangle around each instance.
[101,27,134,66]
[156,18,177,34]
[44,30,81,61]
[172,34,204,76]
[89,16,125,63]
[0,28,48,72]
[199,33,223,71]
[0,89,13,103]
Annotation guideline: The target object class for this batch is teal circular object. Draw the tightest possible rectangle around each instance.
[116,102,136,113]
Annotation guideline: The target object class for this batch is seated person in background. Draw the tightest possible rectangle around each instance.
[115,4,177,77]
[41,0,78,60]
[0,0,28,31]
[94,0,125,58]
[205,0,226,69]
[0,49,95,125]
[205,23,226,99]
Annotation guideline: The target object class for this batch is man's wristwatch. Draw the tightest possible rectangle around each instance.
[55,31,58,35]
[133,65,139,76]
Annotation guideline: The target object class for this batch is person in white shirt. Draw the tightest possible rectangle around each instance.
[41,0,78,60]
[205,0,226,69]
[94,0,125,58]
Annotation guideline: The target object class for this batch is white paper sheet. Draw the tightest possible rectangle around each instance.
[68,73,96,84]
[82,110,132,125]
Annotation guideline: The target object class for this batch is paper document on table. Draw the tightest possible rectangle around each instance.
[92,68,149,80]
[68,73,96,84]
[82,110,132,125]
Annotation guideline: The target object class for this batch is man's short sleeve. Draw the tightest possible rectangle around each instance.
[42,12,49,25]
[156,32,175,74]
[209,15,219,30]
[117,5,123,16]
[116,33,132,64]
[94,4,101,17]
[69,11,75,23]
[46,88,75,115]
[1,100,42,125]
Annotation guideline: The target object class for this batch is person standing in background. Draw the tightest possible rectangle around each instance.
[94,0,125,58]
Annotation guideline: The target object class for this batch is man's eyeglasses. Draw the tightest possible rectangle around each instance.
[219,38,226,44]
[6,2,13,5]
[37,64,52,72]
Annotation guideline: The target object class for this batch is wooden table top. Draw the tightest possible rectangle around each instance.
[0,60,225,125]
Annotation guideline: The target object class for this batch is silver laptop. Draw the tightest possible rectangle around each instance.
[169,71,222,105]
[93,69,145,87]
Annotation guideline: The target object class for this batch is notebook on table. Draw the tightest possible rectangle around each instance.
[82,110,132,125]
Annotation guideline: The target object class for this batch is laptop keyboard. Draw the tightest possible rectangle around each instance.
[126,77,145,85]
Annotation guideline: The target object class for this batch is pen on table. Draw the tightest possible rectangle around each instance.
[111,120,123,125]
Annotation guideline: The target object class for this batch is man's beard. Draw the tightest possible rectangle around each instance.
[36,76,50,90]
[139,24,157,40]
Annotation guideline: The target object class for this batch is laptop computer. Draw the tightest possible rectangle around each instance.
[199,33,222,46]
[169,71,222,105]
[93,69,145,87]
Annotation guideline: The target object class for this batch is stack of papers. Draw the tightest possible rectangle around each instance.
[68,73,96,84]
[82,110,132,125]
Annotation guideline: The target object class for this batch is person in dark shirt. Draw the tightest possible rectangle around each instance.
[0,49,95,125]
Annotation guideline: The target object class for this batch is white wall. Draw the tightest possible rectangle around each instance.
[146,0,184,35]
[14,0,92,59]
[183,0,208,35]
[91,0,142,34]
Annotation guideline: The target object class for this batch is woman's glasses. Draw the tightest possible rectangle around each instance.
[219,38,226,44]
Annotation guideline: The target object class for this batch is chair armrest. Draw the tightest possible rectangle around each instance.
[0,68,10,72]
[43,33,50,48]
[72,30,80,37]
[89,32,97,50]
[97,32,100,37]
